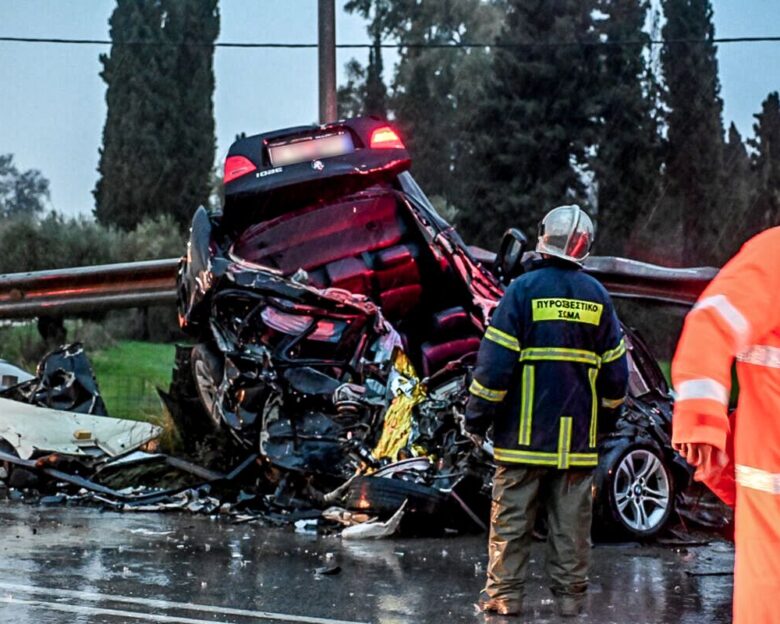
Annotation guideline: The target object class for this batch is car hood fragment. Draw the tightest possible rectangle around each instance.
[0,397,161,460]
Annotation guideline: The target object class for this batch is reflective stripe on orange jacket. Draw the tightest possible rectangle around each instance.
[672,226,780,624]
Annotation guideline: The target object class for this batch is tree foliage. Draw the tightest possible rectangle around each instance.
[0,212,185,274]
[661,0,724,265]
[593,0,663,257]
[343,0,504,209]
[748,92,780,237]
[339,0,778,266]
[95,0,219,231]
[717,122,754,259]
[460,0,602,247]
[0,154,50,219]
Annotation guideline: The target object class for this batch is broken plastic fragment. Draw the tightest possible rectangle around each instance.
[341,500,406,540]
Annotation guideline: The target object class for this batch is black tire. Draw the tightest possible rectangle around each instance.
[345,475,451,534]
[161,344,216,450]
[593,440,675,540]
[191,343,224,429]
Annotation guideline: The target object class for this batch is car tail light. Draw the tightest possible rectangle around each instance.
[224,155,257,183]
[369,126,405,149]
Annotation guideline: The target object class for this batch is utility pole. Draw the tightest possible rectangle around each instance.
[318,0,337,124]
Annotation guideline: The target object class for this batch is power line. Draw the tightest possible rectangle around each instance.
[1,35,780,49]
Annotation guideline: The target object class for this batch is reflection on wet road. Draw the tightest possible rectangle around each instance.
[0,505,732,623]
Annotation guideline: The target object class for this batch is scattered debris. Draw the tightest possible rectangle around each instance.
[341,501,407,540]
[0,343,107,415]
[322,506,372,527]
[295,519,318,534]
[0,343,731,542]
[315,562,341,576]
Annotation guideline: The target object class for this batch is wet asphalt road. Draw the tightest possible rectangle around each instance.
[0,504,733,624]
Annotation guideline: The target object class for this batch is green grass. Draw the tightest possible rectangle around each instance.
[658,360,671,385]
[90,341,176,421]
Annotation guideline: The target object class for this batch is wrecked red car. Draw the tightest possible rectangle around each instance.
[172,117,692,538]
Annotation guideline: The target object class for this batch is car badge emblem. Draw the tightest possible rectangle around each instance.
[312,160,325,171]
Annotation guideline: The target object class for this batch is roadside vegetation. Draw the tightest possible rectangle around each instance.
[0,319,181,423]
[89,341,176,421]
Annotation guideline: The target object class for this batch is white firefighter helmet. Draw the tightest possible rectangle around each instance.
[535,204,594,264]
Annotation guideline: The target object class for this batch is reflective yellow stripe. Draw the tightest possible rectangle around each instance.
[557,417,573,468]
[494,448,598,467]
[485,326,521,352]
[588,368,598,447]
[532,298,604,325]
[601,396,626,409]
[469,378,507,402]
[518,365,534,446]
[601,338,626,364]
[519,347,600,367]
[568,455,598,467]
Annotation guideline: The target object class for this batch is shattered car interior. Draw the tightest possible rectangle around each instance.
[0,117,727,539]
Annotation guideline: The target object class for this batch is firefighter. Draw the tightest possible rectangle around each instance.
[671,227,780,624]
[465,205,629,617]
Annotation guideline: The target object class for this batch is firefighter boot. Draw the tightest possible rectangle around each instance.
[555,594,585,617]
[477,596,523,616]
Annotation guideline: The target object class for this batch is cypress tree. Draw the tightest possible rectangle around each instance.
[95,0,167,230]
[718,123,753,257]
[95,0,218,230]
[364,32,388,117]
[338,31,387,119]
[460,0,601,247]
[160,0,219,228]
[593,0,663,257]
[748,92,780,234]
[661,0,724,265]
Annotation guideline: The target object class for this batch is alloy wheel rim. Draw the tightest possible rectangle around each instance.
[613,449,670,532]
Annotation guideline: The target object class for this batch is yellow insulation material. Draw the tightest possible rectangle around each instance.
[371,350,427,462]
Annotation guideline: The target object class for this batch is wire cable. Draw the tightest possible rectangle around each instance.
[1,35,780,48]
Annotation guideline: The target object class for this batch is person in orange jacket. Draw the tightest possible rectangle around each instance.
[672,226,780,624]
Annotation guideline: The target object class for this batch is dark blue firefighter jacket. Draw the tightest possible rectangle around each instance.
[465,259,629,468]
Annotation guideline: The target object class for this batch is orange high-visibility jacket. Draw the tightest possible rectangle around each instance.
[672,226,780,624]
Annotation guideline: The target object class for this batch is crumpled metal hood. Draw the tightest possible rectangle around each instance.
[0,398,161,460]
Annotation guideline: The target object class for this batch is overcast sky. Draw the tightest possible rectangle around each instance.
[1,0,779,217]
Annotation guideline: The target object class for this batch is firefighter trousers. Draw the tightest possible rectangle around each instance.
[483,465,593,603]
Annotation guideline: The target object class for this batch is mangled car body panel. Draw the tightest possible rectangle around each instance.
[169,117,694,537]
[0,343,108,415]
[0,397,161,460]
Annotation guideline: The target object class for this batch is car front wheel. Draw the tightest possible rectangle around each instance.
[595,441,674,539]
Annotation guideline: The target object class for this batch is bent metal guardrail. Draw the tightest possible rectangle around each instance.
[0,258,179,319]
[0,255,717,320]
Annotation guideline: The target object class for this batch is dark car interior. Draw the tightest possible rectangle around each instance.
[227,185,482,377]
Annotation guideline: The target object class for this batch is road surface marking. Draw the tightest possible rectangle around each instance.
[0,582,370,624]
[0,596,244,624]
